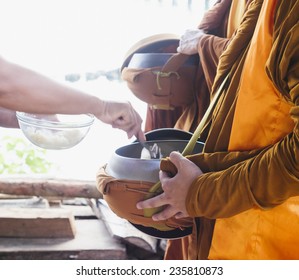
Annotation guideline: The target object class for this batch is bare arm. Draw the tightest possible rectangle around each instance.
[0,107,19,128]
[0,57,145,140]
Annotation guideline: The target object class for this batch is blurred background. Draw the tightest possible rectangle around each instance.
[0,0,216,180]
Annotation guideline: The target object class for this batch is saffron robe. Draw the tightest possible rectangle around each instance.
[163,0,299,260]
[164,0,257,260]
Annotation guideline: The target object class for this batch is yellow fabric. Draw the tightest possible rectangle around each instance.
[210,199,299,259]
[226,0,247,37]
[228,1,294,151]
[209,0,299,259]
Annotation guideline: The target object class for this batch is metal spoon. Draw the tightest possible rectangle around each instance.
[140,142,162,159]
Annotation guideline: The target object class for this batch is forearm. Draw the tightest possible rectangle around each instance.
[186,108,299,219]
[198,35,230,90]
[0,57,104,116]
[0,107,19,128]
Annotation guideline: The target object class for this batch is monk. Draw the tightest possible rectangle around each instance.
[145,0,251,133]
[137,0,299,260]
[151,0,254,260]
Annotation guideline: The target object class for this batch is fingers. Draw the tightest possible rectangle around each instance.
[136,151,198,221]
[165,151,185,174]
[136,152,182,212]
[169,151,203,178]
[111,102,145,140]
[136,194,188,221]
[174,212,188,219]
[136,192,166,211]
[113,114,145,140]
[168,151,183,165]
[153,208,188,221]
[136,129,146,142]
[152,205,181,221]
[159,169,170,182]
[124,113,145,140]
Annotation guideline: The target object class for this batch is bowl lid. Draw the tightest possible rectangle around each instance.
[121,33,180,71]
[143,128,194,141]
[128,53,198,69]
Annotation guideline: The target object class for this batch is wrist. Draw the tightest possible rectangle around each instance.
[91,97,106,119]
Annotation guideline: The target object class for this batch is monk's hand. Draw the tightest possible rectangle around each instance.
[136,151,203,221]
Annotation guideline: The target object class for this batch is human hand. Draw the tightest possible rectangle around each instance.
[177,28,205,55]
[136,151,203,220]
[96,100,146,141]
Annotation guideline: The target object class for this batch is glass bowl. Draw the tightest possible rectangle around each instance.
[16,112,94,150]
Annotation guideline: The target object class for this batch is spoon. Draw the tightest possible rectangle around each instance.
[140,142,162,159]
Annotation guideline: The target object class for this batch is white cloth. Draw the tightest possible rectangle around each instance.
[177,28,205,55]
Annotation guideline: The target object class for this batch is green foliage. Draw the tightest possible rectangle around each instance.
[0,135,55,175]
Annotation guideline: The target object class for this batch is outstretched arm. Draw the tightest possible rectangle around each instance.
[0,56,145,140]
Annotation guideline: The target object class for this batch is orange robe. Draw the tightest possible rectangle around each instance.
[163,0,299,259]
[164,0,255,260]
[209,0,298,259]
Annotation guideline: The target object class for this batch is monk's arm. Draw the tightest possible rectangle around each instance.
[185,125,299,219]
[184,29,299,219]
[198,0,232,33]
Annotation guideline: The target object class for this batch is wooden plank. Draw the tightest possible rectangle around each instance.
[0,177,102,199]
[0,196,49,208]
[97,200,158,253]
[0,208,76,238]
[61,202,96,219]
[0,220,126,260]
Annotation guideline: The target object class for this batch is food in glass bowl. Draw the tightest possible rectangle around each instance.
[16,112,94,150]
